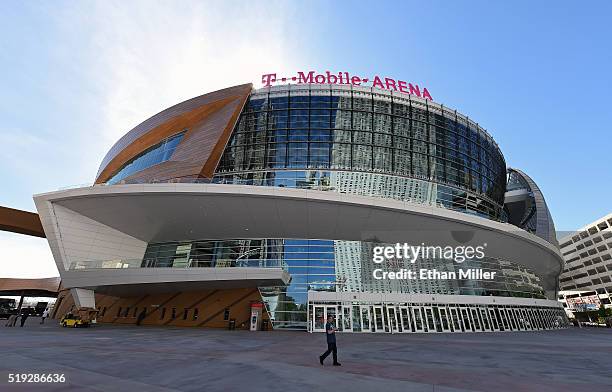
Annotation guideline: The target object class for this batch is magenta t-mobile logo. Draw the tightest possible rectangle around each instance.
[261,70,432,100]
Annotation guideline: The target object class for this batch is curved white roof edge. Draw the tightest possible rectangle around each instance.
[34,183,562,262]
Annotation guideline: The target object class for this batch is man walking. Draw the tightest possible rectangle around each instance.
[319,315,341,366]
[40,308,49,324]
[19,311,29,327]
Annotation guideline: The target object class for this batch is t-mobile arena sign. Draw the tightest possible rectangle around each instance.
[262,71,433,100]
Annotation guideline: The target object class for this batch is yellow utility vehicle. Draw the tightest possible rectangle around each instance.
[60,307,98,328]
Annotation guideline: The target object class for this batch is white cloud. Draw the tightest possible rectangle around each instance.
[1,1,304,279]
[0,232,58,278]
[77,0,302,146]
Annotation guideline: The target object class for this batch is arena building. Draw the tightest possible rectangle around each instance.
[33,80,569,333]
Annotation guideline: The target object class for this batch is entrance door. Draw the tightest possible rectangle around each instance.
[516,309,526,330]
[460,308,472,332]
[373,306,386,332]
[312,305,339,333]
[438,307,451,332]
[423,307,436,332]
[387,306,400,333]
[507,308,518,331]
[412,307,425,332]
[488,308,500,331]
[512,309,525,331]
[399,306,413,332]
[326,306,337,330]
[352,306,362,332]
[526,308,536,330]
[360,306,372,332]
[341,306,352,332]
[499,308,510,331]
[470,308,482,331]
[449,307,463,332]
[313,305,326,332]
[479,307,491,331]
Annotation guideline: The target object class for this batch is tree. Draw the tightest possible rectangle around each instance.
[598,304,608,319]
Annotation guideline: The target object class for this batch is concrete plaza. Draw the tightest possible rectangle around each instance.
[0,318,610,391]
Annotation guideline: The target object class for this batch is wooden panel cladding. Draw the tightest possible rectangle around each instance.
[0,277,60,295]
[53,287,269,330]
[95,83,252,184]
[0,206,45,238]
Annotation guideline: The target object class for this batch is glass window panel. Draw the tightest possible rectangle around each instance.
[374,114,392,134]
[288,129,309,141]
[289,110,309,128]
[373,147,392,172]
[107,132,185,184]
[331,144,351,169]
[270,97,289,110]
[413,153,428,178]
[269,111,288,129]
[289,95,309,109]
[287,143,308,167]
[353,112,372,131]
[353,131,372,145]
[311,96,331,108]
[394,150,411,175]
[332,110,352,130]
[352,145,372,170]
[332,129,351,143]
[373,133,392,147]
[393,117,410,138]
[310,129,332,142]
[353,97,371,111]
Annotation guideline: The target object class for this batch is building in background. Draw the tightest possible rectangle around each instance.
[33,82,568,333]
[557,213,612,321]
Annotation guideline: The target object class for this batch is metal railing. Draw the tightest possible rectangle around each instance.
[58,174,507,222]
[68,257,286,270]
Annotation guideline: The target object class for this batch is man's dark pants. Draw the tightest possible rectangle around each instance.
[321,342,338,363]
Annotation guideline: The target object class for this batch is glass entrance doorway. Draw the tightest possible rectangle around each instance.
[373,306,386,332]
[308,300,566,334]
[387,306,400,333]
[312,305,338,332]
[360,306,372,332]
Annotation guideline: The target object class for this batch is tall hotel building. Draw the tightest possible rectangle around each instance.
[558,214,612,318]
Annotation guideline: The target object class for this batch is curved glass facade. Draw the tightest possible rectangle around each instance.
[505,168,558,245]
[107,131,185,184]
[215,86,507,221]
[84,85,566,332]
[136,238,549,330]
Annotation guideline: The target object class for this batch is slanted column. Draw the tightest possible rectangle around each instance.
[17,290,25,311]
[70,288,96,309]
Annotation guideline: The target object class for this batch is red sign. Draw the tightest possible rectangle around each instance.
[261,71,433,100]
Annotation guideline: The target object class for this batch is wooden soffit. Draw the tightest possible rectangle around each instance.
[95,83,252,184]
[0,206,45,238]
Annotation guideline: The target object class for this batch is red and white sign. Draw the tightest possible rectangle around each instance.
[262,71,433,100]
[566,295,601,311]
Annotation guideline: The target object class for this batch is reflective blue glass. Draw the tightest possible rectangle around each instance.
[107,132,185,184]
[216,90,507,221]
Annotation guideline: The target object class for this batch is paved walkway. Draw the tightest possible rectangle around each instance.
[0,317,611,391]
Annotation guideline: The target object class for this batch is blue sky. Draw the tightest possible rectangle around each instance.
[0,1,610,277]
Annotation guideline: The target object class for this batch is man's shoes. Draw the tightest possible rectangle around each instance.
[333,362,342,366]
[319,356,324,365]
